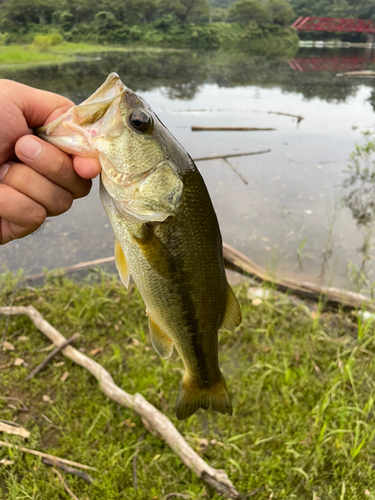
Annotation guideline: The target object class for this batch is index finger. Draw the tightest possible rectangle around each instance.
[15,135,92,200]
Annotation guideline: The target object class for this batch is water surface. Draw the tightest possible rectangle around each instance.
[2,47,375,293]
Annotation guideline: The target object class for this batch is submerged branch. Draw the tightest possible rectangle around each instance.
[0,305,240,499]
[192,126,276,132]
[193,149,271,162]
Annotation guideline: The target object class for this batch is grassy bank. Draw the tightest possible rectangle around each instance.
[0,24,298,69]
[1,271,375,498]
[0,43,161,69]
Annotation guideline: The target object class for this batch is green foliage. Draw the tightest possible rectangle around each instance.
[32,32,64,48]
[268,0,295,26]
[228,0,270,26]
[1,273,375,497]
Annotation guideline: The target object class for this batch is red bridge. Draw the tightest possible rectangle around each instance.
[292,17,375,34]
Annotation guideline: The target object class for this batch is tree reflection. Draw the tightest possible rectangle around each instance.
[1,48,374,105]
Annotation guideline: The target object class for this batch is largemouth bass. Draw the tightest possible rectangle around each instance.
[38,73,241,420]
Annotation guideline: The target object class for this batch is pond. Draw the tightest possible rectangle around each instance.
[2,46,375,294]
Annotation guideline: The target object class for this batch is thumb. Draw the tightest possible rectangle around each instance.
[2,79,74,128]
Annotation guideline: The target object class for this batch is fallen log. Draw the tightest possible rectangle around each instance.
[223,243,373,310]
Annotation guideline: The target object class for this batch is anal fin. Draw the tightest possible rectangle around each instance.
[221,285,242,330]
[148,315,173,359]
[115,238,130,288]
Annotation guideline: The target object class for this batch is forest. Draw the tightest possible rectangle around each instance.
[0,0,374,48]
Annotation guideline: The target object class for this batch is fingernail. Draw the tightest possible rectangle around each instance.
[0,163,10,181]
[19,136,42,159]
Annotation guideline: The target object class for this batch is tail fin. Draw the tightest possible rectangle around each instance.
[175,372,232,420]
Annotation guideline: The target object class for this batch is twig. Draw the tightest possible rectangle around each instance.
[133,431,146,490]
[26,332,80,380]
[193,150,271,162]
[244,486,264,498]
[223,158,248,185]
[192,126,275,132]
[43,457,94,484]
[0,306,240,499]
[0,396,28,411]
[0,440,96,471]
[0,421,30,438]
[52,467,79,500]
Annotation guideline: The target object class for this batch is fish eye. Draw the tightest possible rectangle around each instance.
[130,110,152,132]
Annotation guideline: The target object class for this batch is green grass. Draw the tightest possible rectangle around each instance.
[0,43,163,69]
[1,270,375,499]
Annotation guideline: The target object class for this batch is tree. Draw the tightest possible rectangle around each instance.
[157,0,209,23]
[268,0,295,26]
[228,0,270,26]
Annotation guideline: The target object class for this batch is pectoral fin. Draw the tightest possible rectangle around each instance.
[148,315,173,359]
[221,285,242,330]
[115,239,130,288]
[133,224,174,279]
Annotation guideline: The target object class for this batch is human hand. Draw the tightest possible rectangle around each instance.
[0,80,101,245]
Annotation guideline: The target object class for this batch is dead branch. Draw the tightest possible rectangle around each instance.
[193,150,271,162]
[0,440,96,471]
[52,467,79,500]
[0,421,30,438]
[223,243,372,310]
[26,332,80,380]
[43,457,94,484]
[0,305,240,499]
[192,127,275,132]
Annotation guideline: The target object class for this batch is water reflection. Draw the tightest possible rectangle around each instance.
[1,48,374,104]
[2,47,375,294]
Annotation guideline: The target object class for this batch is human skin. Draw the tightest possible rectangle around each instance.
[0,80,101,245]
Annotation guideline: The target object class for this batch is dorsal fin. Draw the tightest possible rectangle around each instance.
[148,314,174,359]
[221,285,241,330]
[115,238,130,288]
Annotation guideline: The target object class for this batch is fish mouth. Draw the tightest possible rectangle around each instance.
[36,73,128,157]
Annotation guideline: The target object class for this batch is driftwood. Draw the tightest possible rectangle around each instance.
[193,150,271,162]
[0,305,240,499]
[223,243,373,310]
[192,126,276,132]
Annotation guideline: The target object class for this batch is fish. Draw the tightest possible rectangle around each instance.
[37,73,241,420]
